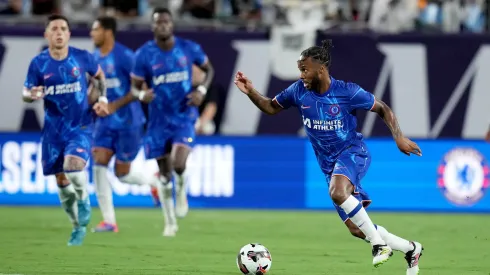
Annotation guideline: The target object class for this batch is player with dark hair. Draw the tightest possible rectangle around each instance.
[23,14,109,246]
[90,16,159,233]
[234,40,424,274]
[102,7,214,236]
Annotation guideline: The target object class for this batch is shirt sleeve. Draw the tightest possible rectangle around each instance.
[131,48,148,80]
[24,58,41,90]
[188,41,208,66]
[348,83,375,111]
[273,81,300,109]
[84,51,100,77]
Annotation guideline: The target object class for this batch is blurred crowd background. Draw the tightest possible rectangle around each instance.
[0,0,488,33]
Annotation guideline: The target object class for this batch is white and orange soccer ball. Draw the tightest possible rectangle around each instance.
[236,243,272,275]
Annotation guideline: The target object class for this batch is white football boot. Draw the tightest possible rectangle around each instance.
[405,241,423,275]
[372,244,393,267]
[163,224,179,237]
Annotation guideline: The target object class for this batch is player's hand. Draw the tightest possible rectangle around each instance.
[26,86,44,100]
[140,89,155,103]
[395,137,422,156]
[93,102,111,117]
[234,71,254,95]
[187,90,204,106]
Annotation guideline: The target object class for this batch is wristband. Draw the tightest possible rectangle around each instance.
[197,85,207,96]
[131,88,146,101]
[23,88,42,98]
[98,96,108,103]
[138,91,146,101]
[22,88,31,97]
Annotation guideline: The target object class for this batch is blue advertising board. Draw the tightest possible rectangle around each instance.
[0,133,306,209]
[0,133,489,212]
[306,139,490,212]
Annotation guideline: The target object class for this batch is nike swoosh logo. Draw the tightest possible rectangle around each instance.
[301,105,310,109]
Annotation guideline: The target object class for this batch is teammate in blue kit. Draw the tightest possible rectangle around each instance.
[22,15,109,246]
[107,7,214,237]
[235,40,424,274]
[89,16,160,233]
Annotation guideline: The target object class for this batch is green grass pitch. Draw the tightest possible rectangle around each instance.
[0,207,489,275]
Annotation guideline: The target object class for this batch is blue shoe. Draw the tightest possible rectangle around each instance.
[78,198,91,227]
[67,226,87,246]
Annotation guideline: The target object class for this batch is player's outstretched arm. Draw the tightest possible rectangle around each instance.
[247,89,283,115]
[234,71,282,115]
[371,99,402,139]
[371,98,422,156]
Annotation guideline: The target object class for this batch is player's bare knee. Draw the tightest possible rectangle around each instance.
[156,155,172,181]
[114,162,131,178]
[63,156,86,172]
[171,145,190,175]
[55,173,70,187]
[329,176,354,205]
[329,184,349,205]
[173,163,186,176]
[92,148,112,166]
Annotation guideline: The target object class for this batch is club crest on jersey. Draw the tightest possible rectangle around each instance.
[178,56,188,67]
[328,104,341,116]
[105,64,114,74]
[71,67,80,77]
[438,147,490,206]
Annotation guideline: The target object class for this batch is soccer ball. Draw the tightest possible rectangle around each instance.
[236,243,272,275]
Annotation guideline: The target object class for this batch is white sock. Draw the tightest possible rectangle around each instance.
[58,184,79,228]
[339,195,385,246]
[118,167,157,187]
[175,173,185,194]
[156,175,177,226]
[65,171,88,200]
[93,165,116,225]
[375,225,413,253]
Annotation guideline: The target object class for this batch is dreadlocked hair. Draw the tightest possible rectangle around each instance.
[300,39,333,68]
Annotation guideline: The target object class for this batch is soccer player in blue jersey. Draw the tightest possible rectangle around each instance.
[128,7,214,237]
[235,40,424,274]
[22,15,109,246]
[89,16,160,233]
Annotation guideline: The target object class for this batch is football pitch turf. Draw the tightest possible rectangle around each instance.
[0,207,489,275]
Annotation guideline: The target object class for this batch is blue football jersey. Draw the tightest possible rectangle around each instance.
[24,47,100,139]
[131,37,208,128]
[93,42,145,129]
[274,77,375,173]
